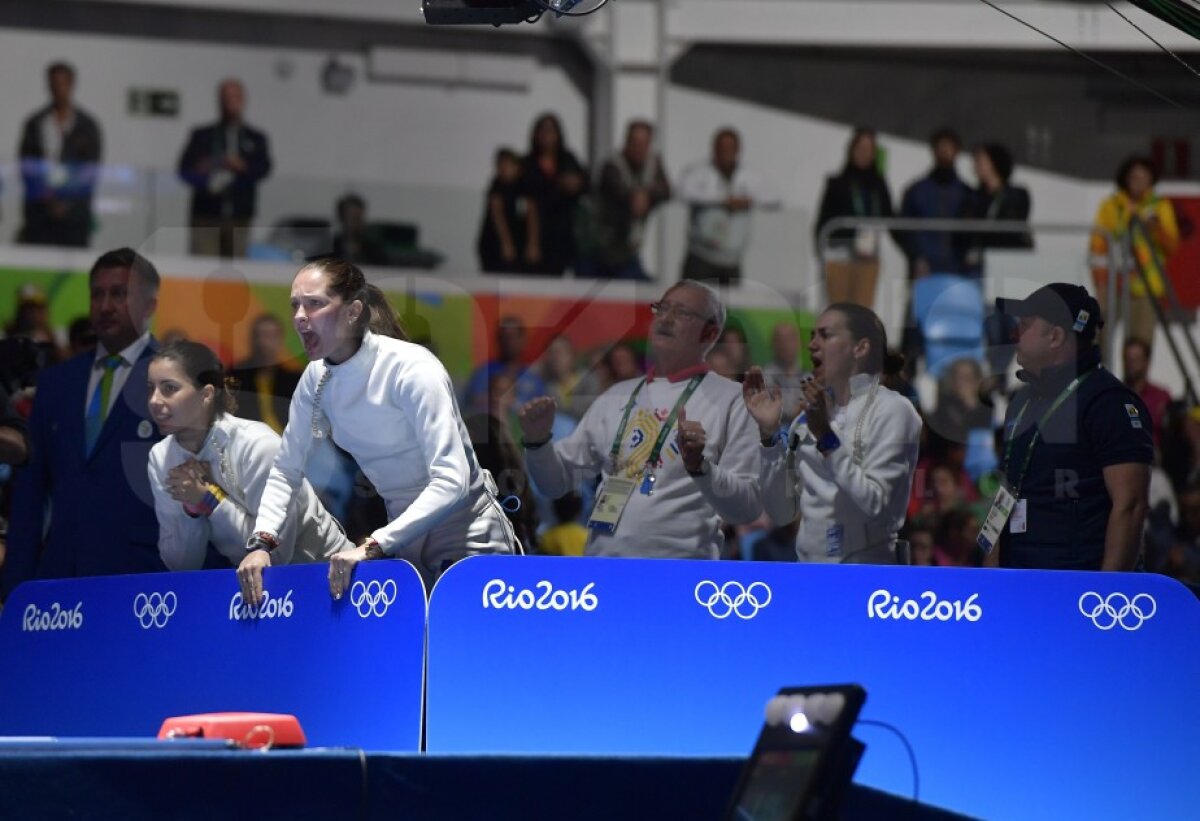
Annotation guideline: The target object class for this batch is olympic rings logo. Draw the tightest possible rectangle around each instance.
[1078,592,1157,631]
[133,591,178,629]
[694,581,772,620]
[349,579,398,618]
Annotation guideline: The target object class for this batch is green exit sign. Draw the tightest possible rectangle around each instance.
[127,88,180,118]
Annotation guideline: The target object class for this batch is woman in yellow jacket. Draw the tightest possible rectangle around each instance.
[1090,155,1179,347]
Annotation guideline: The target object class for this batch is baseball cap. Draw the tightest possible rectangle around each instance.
[995,283,1103,344]
[17,283,47,306]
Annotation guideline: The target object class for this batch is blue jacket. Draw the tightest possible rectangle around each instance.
[898,169,972,275]
[3,343,165,597]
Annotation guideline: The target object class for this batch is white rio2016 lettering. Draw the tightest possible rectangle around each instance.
[228,589,295,621]
[21,602,84,632]
[867,589,982,623]
[481,579,598,612]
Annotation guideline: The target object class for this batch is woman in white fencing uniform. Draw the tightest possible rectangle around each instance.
[246,259,516,602]
[146,340,351,587]
[743,303,922,563]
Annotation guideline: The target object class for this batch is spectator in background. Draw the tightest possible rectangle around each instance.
[897,128,972,279]
[1161,483,1200,584]
[537,336,586,421]
[0,384,29,467]
[539,493,587,556]
[229,313,302,435]
[571,341,643,412]
[581,120,671,280]
[464,316,548,415]
[905,521,935,566]
[927,358,993,445]
[679,127,777,285]
[760,321,807,422]
[5,284,63,364]
[1089,155,1179,348]
[604,342,644,384]
[67,316,96,359]
[959,142,1034,385]
[521,114,588,276]
[814,127,894,310]
[179,78,272,259]
[1162,402,1200,494]
[707,348,737,382]
[1122,337,1172,447]
[332,194,388,266]
[934,506,983,567]
[4,248,166,598]
[709,322,751,383]
[465,413,539,554]
[961,143,1032,275]
[18,62,102,248]
[908,428,980,521]
[477,148,533,274]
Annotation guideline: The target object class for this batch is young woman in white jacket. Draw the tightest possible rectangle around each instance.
[743,303,922,563]
[243,259,516,604]
[146,340,351,584]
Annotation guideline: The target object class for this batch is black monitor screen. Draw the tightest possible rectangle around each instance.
[732,748,820,821]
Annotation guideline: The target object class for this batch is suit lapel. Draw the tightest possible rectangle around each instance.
[67,352,94,461]
[87,340,158,460]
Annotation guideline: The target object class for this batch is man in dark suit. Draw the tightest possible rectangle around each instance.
[3,249,165,598]
[17,61,103,247]
[178,78,272,259]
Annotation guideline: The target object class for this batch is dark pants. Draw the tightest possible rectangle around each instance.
[681,252,741,286]
[575,254,650,281]
[19,204,91,248]
[190,215,251,259]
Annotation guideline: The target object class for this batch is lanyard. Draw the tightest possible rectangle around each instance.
[850,185,878,217]
[1003,368,1097,496]
[608,374,706,471]
[986,190,1005,220]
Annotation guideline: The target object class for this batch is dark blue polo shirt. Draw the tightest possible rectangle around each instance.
[1000,348,1154,570]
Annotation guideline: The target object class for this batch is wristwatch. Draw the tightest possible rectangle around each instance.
[816,431,841,454]
[246,531,279,554]
[361,538,385,560]
[686,458,710,477]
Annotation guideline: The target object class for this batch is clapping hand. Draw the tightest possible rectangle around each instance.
[742,367,783,437]
[518,396,557,445]
[675,406,707,473]
[800,377,832,439]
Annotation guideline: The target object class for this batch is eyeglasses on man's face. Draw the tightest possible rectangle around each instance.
[650,301,712,324]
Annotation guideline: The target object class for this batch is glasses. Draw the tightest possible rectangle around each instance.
[650,301,712,324]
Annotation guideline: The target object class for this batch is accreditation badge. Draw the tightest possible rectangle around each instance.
[853,227,879,258]
[587,476,637,534]
[976,482,1018,555]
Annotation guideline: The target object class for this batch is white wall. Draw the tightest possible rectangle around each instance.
[0,28,587,263]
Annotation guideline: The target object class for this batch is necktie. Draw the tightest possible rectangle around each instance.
[85,355,123,455]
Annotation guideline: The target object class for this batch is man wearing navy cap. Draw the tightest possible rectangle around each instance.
[985,283,1153,570]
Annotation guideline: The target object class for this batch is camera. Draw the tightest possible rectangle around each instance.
[421,0,542,26]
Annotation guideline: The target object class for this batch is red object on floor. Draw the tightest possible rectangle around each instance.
[157,712,307,749]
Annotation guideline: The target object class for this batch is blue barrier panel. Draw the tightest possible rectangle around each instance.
[426,556,1200,819]
[0,562,426,750]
